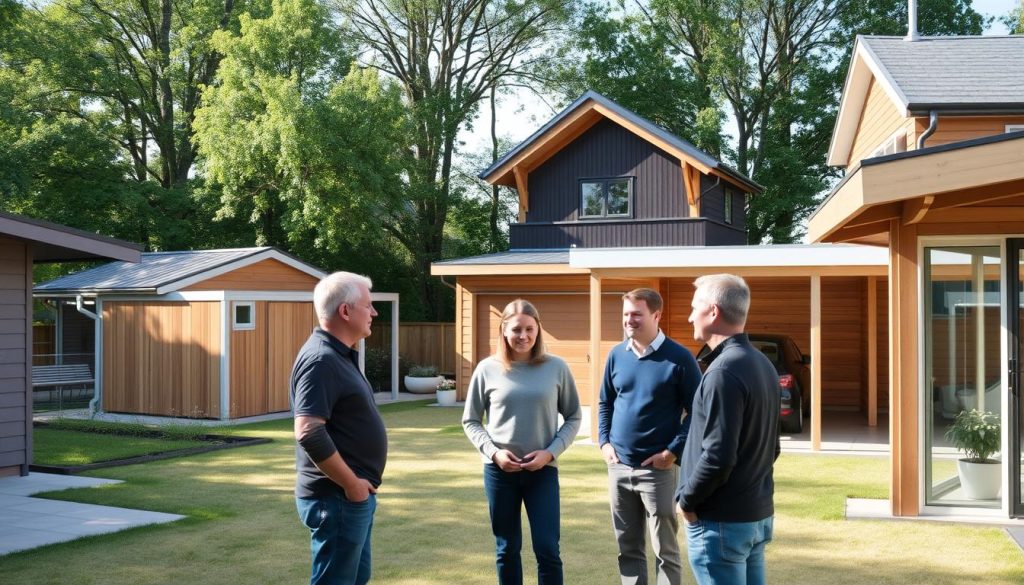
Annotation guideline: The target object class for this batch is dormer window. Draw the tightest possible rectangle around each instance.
[870,131,907,158]
[580,178,632,219]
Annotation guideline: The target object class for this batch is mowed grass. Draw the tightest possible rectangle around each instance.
[33,428,207,466]
[1,402,1022,584]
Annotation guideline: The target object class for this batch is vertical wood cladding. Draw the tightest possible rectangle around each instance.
[103,301,221,418]
[509,218,746,248]
[528,118,686,222]
[0,237,28,474]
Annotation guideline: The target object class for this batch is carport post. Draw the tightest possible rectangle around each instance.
[867,276,878,427]
[589,273,603,442]
[811,275,822,451]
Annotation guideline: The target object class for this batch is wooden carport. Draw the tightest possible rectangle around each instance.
[571,245,889,449]
[808,132,1024,517]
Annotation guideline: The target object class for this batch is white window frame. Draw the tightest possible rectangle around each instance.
[232,301,256,330]
[1006,124,1024,133]
[869,130,907,158]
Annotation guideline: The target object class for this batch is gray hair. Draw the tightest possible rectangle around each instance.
[314,271,373,322]
[693,274,750,326]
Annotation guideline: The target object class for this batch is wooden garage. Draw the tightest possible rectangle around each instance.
[35,247,325,420]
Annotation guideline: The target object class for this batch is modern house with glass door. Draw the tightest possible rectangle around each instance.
[809,34,1024,518]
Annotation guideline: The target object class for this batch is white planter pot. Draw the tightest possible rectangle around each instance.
[957,459,1001,500]
[404,375,443,394]
[436,389,457,406]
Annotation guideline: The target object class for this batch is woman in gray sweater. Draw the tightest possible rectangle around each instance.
[462,299,582,585]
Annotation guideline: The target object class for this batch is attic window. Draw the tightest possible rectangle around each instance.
[233,302,255,330]
[580,178,632,219]
[870,131,907,158]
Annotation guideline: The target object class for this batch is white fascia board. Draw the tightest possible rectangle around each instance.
[371,292,400,302]
[155,249,326,294]
[569,244,889,269]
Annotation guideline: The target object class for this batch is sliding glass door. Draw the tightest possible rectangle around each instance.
[923,245,1002,508]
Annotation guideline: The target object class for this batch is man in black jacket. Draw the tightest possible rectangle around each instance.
[676,274,780,585]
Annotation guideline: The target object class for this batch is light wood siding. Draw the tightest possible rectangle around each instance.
[230,302,268,417]
[862,279,890,413]
[667,276,876,411]
[474,293,622,406]
[184,258,319,291]
[0,237,28,475]
[914,116,1024,149]
[103,301,221,418]
[267,302,317,412]
[230,301,316,418]
[848,77,905,168]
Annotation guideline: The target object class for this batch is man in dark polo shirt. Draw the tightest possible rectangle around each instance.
[677,274,780,585]
[292,271,387,585]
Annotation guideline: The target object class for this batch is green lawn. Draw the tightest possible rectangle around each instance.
[33,418,215,465]
[3,402,1023,584]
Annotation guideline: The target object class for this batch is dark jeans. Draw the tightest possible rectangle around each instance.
[483,463,563,585]
[296,492,376,585]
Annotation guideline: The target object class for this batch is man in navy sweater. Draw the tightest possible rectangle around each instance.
[598,288,701,585]
[677,274,780,585]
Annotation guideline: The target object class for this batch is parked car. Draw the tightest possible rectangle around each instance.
[696,333,811,434]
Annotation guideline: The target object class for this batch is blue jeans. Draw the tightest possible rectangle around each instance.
[685,517,773,585]
[296,492,377,585]
[483,463,562,585]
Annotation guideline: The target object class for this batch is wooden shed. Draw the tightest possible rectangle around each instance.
[0,210,140,477]
[35,247,330,420]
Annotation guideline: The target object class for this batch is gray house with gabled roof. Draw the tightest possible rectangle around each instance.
[0,210,140,477]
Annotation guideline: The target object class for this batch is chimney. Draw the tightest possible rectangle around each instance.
[906,0,920,41]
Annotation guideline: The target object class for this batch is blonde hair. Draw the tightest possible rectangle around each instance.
[496,299,547,370]
[693,274,750,326]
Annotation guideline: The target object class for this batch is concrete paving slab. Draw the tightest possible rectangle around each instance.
[0,473,184,556]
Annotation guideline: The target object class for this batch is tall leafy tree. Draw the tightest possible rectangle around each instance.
[336,0,577,319]
[194,0,427,312]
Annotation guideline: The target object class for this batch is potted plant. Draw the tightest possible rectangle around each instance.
[945,409,1001,500]
[404,365,442,394]
[436,378,457,406]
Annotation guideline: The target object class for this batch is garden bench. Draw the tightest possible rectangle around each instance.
[32,364,94,388]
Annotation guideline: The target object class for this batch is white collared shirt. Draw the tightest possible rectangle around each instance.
[627,329,665,358]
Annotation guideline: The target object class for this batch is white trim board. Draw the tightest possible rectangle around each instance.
[155,249,326,294]
[570,243,889,269]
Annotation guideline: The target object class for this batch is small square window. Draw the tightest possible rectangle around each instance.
[579,178,632,218]
[233,302,255,330]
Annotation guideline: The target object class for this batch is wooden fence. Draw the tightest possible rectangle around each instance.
[365,322,456,375]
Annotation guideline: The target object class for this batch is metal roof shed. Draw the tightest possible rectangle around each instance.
[36,247,399,420]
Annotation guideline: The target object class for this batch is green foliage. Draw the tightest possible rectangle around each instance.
[945,409,1001,463]
[407,365,439,377]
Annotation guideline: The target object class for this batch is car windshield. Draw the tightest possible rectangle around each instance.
[750,340,782,366]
